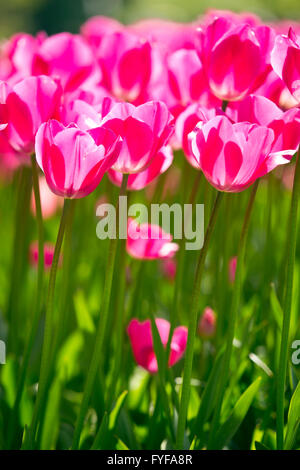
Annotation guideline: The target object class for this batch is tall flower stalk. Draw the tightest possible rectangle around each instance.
[25,197,75,448]
[72,174,129,450]
[7,156,44,448]
[276,151,300,449]
[176,190,223,449]
[207,180,259,449]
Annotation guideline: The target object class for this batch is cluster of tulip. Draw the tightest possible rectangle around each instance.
[1,8,300,451]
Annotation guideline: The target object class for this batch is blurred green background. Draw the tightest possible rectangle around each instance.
[0,0,299,38]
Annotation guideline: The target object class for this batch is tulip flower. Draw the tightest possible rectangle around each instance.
[35,119,121,198]
[96,30,152,103]
[160,258,177,282]
[203,9,261,27]
[166,48,221,115]
[228,256,237,284]
[29,241,62,271]
[101,100,174,174]
[127,218,179,260]
[3,75,62,155]
[32,33,94,92]
[227,95,300,158]
[59,96,115,132]
[197,17,275,101]
[130,18,197,53]
[0,32,44,84]
[253,70,299,110]
[108,145,173,191]
[198,307,216,338]
[127,318,188,373]
[271,28,300,103]
[175,104,223,167]
[190,115,292,192]
[81,16,123,48]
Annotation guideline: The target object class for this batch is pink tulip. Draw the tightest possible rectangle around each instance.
[31,176,63,219]
[166,48,221,114]
[29,241,62,271]
[66,84,113,107]
[175,104,223,167]
[3,75,62,155]
[101,100,174,174]
[228,256,237,284]
[32,33,94,92]
[203,9,261,27]
[127,318,188,373]
[0,82,20,167]
[227,95,300,158]
[108,145,173,190]
[253,70,299,110]
[190,115,290,192]
[198,307,216,338]
[130,19,197,53]
[160,258,177,282]
[270,21,300,36]
[197,17,275,101]
[35,119,121,198]
[96,30,152,103]
[60,96,115,131]
[127,218,179,260]
[271,28,300,103]
[81,16,123,48]
[0,32,44,84]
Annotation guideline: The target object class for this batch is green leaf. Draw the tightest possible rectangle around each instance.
[91,390,128,450]
[74,289,95,333]
[255,441,271,450]
[109,390,128,430]
[270,284,283,331]
[284,379,300,450]
[91,413,108,450]
[40,377,62,450]
[116,437,129,450]
[56,330,84,382]
[193,348,224,445]
[214,376,262,449]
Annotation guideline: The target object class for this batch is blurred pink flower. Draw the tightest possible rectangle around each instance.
[126,218,179,260]
[3,75,62,155]
[198,307,216,338]
[127,318,188,373]
[0,32,44,84]
[130,19,197,54]
[96,30,152,103]
[160,257,177,282]
[271,28,300,103]
[32,33,94,92]
[31,175,63,219]
[203,9,261,27]
[81,16,123,48]
[228,256,237,284]
[29,241,62,271]
[166,48,221,115]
